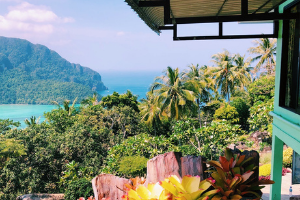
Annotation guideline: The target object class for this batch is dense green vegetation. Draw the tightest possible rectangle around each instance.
[0,36,107,104]
[0,38,276,199]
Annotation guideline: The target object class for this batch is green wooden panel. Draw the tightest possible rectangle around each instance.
[270,1,296,199]
[270,133,284,200]
[271,112,300,151]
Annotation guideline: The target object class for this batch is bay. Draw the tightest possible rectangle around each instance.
[0,70,161,129]
[98,71,161,99]
[0,104,58,129]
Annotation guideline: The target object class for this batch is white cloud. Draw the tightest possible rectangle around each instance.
[117,31,125,36]
[62,17,74,23]
[0,1,74,34]
[0,0,21,2]
[0,15,54,33]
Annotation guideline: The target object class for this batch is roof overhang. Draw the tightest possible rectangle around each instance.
[124,0,300,40]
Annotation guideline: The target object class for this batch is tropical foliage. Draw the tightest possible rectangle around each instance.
[170,119,244,160]
[248,38,277,75]
[123,149,274,200]
[248,98,274,133]
[248,75,275,105]
[118,156,148,178]
[150,67,196,120]
[123,175,217,200]
[213,103,239,124]
[207,148,274,199]
[0,38,277,199]
[211,51,252,102]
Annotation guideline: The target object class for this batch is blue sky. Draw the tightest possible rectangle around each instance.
[0,0,274,73]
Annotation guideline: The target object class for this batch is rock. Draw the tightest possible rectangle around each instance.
[145,152,206,185]
[181,155,206,179]
[92,174,131,200]
[250,131,270,143]
[16,194,64,200]
[146,152,182,185]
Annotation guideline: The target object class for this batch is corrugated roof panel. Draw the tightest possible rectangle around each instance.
[125,0,286,33]
[125,0,164,34]
[171,0,224,18]
[219,0,242,16]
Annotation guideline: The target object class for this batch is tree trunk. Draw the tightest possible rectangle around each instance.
[197,98,202,128]
[227,84,230,103]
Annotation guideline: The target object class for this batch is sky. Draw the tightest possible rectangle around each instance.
[0,0,274,74]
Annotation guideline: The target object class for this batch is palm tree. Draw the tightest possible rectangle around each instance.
[24,116,39,127]
[139,91,165,135]
[51,98,77,116]
[182,64,213,126]
[81,92,99,106]
[150,67,196,120]
[211,50,236,102]
[232,54,253,89]
[248,38,277,76]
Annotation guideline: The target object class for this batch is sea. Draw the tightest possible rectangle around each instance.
[0,70,162,129]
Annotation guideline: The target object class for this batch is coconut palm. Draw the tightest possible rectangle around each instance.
[150,67,196,120]
[139,91,166,135]
[81,92,99,106]
[232,54,253,89]
[51,98,77,116]
[211,50,236,102]
[182,64,213,126]
[248,38,277,76]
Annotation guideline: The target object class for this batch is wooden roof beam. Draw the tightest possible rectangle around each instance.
[172,12,299,24]
[139,1,165,7]
[242,0,248,15]
[164,0,171,24]
[174,34,276,41]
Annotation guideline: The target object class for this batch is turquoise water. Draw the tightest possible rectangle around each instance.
[0,71,161,129]
[98,71,161,99]
[0,104,58,128]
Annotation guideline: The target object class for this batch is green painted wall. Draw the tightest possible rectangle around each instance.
[271,0,300,199]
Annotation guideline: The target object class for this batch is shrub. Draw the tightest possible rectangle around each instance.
[282,168,291,176]
[283,147,293,168]
[248,99,274,132]
[118,156,148,178]
[102,133,173,175]
[260,152,272,165]
[64,178,93,200]
[170,119,244,160]
[238,135,249,142]
[202,100,222,122]
[259,175,270,181]
[214,103,239,124]
[230,97,250,128]
[248,75,275,105]
[259,164,271,177]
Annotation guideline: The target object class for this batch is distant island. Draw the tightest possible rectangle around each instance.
[0,36,107,104]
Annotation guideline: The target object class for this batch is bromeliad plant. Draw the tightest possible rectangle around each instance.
[122,175,218,200]
[122,182,171,200]
[206,148,274,200]
[160,175,218,200]
[123,177,146,191]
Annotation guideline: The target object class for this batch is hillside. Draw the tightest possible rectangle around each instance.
[0,36,107,104]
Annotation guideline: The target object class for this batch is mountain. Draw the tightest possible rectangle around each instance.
[0,36,107,104]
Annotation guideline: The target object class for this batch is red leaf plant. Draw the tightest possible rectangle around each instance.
[206,148,274,200]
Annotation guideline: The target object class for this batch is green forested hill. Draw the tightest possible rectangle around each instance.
[0,36,107,104]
